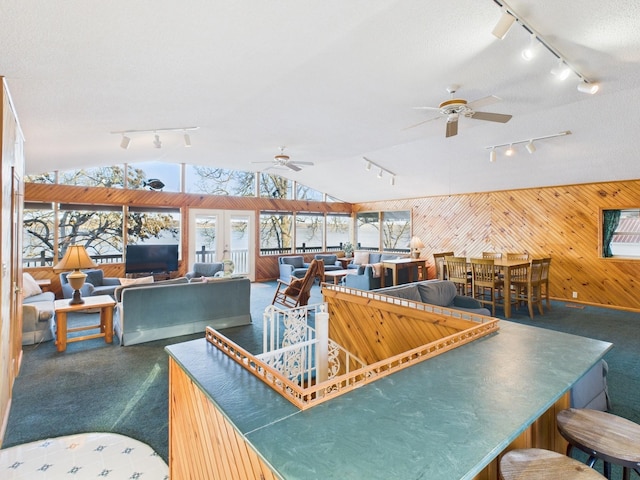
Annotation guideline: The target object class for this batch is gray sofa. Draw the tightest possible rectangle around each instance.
[344,252,413,290]
[114,276,251,346]
[22,290,56,345]
[375,280,491,316]
[60,269,120,299]
[278,254,342,282]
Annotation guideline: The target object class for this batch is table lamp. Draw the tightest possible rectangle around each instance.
[53,245,98,305]
[409,236,425,259]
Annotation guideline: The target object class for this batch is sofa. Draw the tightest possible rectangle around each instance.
[344,251,413,290]
[22,273,55,345]
[114,276,251,346]
[60,269,120,299]
[375,280,492,316]
[185,262,224,280]
[278,254,342,282]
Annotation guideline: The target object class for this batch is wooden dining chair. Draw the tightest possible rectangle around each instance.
[444,256,471,296]
[540,257,552,310]
[470,258,504,316]
[506,252,529,261]
[433,251,454,280]
[482,252,502,259]
[511,258,544,319]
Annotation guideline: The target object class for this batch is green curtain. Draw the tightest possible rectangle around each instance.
[602,210,621,257]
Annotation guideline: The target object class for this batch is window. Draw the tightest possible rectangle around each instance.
[326,213,351,251]
[127,207,181,250]
[382,211,411,251]
[602,209,640,258]
[260,211,293,255]
[356,212,380,250]
[58,166,127,188]
[260,173,292,199]
[129,161,181,192]
[23,202,55,266]
[296,183,323,201]
[185,166,256,196]
[295,213,324,252]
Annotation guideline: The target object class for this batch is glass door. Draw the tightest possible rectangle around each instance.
[189,209,254,280]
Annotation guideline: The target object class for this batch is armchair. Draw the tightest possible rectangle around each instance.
[186,262,224,280]
[60,268,120,299]
[278,256,310,282]
[313,254,342,272]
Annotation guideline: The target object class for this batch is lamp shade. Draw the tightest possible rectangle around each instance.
[409,236,425,249]
[53,245,98,272]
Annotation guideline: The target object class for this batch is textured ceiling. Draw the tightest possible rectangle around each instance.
[1,0,640,202]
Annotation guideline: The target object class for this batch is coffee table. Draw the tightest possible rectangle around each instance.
[54,295,116,352]
[323,269,353,284]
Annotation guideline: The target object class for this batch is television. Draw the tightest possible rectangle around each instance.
[125,244,179,274]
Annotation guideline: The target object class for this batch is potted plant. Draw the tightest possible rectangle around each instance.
[343,242,354,258]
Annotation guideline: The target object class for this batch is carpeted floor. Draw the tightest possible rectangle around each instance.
[3,281,638,474]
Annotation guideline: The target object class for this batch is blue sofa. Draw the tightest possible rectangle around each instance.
[114,276,251,346]
[344,252,414,290]
[60,269,120,299]
[375,280,491,316]
[278,254,342,282]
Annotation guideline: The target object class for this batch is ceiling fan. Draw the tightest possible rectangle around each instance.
[407,85,512,138]
[252,146,314,172]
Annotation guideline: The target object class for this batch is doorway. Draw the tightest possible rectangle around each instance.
[188,209,254,280]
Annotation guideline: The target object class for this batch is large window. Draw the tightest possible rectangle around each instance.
[295,213,324,252]
[326,213,351,250]
[260,173,292,199]
[356,212,380,250]
[602,209,640,258]
[23,202,55,266]
[356,210,411,252]
[57,166,126,188]
[260,211,293,255]
[185,166,256,196]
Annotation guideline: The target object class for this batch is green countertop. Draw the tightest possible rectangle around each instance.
[166,320,612,479]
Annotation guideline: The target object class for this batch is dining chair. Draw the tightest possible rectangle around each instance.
[470,258,504,316]
[511,258,544,319]
[482,252,502,259]
[540,257,552,310]
[506,252,529,261]
[433,251,454,280]
[444,256,471,296]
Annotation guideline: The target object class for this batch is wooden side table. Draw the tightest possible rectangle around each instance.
[557,408,640,480]
[380,258,427,287]
[337,257,353,269]
[54,295,116,352]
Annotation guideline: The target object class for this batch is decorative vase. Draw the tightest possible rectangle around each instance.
[223,259,234,276]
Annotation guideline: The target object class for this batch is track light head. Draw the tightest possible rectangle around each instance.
[521,35,538,61]
[492,10,516,39]
[577,81,600,94]
[120,135,130,150]
[505,144,515,156]
[365,161,371,171]
[390,176,395,186]
[377,169,383,179]
[153,134,162,149]
[183,133,191,147]
[489,148,497,163]
[525,140,536,154]
[550,60,572,81]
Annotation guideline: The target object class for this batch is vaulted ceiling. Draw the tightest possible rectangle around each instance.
[2,1,640,202]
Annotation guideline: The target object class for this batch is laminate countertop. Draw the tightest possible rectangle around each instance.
[166,320,612,480]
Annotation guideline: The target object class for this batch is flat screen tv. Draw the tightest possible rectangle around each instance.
[125,244,179,274]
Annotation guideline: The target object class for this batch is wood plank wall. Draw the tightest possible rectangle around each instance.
[355,180,640,311]
[24,179,640,311]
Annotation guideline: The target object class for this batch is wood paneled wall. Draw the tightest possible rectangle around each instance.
[355,180,640,311]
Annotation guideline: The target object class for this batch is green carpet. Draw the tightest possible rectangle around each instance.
[3,282,638,471]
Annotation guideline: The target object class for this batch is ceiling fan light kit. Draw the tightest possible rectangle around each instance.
[486,130,571,162]
[492,0,600,94]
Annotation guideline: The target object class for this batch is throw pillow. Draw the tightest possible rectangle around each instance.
[353,251,370,265]
[119,276,154,286]
[23,273,43,298]
[284,277,303,296]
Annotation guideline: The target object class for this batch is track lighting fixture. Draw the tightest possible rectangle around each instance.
[521,34,538,61]
[491,1,600,93]
[485,130,571,162]
[525,140,536,154]
[577,81,600,95]
[111,126,199,149]
[120,134,130,150]
[362,157,396,186]
[492,10,516,39]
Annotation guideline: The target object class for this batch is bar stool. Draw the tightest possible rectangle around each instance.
[500,448,606,479]
[556,408,640,480]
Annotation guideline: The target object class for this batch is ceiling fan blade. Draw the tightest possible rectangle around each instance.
[286,163,302,172]
[403,116,441,131]
[470,111,512,123]
[445,117,458,137]
[291,161,314,166]
[250,161,276,164]
[468,95,501,110]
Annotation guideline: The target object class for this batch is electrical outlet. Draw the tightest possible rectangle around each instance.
[572,291,578,299]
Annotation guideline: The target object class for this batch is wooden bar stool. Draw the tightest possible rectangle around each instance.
[500,448,606,479]
[557,408,640,480]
